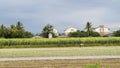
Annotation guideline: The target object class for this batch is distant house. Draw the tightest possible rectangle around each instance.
[53,28,59,36]
[64,27,78,36]
[93,25,110,36]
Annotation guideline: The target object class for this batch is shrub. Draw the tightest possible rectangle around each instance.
[113,30,120,37]
[91,32,100,37]
[68,30,88,37]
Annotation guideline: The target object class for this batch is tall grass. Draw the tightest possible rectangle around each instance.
[0,37,120,48]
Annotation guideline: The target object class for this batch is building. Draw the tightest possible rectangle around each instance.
[53,28,59,36]
[93,25,110,36]
[64,27,78,36]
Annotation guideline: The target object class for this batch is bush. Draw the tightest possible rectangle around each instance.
[68,30,100,37]
[113,30,120,37]
[91,32,100,37]
[68,30,88,37]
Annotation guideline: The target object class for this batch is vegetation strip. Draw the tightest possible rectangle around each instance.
[0,37,120,48]
[0,56,120,61]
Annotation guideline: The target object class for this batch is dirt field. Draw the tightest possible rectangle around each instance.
[0,59,120,68]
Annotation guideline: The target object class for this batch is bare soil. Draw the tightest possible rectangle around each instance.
[0,59,120,68]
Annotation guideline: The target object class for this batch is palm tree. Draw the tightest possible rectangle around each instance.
[0,24,6,37]
[16,21,23,30]
[85,22,92,36]
[9,24,17,38]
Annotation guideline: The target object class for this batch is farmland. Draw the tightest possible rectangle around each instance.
[0,37,120,48]
[0,37,120,68]
[0,46,120,58]
[0,59,120,68]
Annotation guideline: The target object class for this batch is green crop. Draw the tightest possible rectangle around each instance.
[0,37,120,48]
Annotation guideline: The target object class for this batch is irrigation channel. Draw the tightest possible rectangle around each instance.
[0,56,120,61]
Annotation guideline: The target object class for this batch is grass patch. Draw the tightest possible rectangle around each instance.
[0,46,120,58]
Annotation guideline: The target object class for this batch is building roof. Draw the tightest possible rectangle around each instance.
[93,25,110,30]
[64,27,78,31]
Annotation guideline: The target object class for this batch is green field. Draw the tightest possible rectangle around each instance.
[0,46,120,58]
[0,37,120,68]
[0,37,120,48]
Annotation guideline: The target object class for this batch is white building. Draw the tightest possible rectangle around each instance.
[93,25,110,36]
[53,28,59,36]
[64,27,78,36]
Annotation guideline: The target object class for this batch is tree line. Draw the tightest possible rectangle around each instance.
[0,21,33,38]
[68,22,100,37]
[41,22,120,38]
[0,21,120,38]
[69,22,120,37]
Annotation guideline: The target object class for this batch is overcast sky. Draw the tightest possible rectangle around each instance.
[0,0,120,34]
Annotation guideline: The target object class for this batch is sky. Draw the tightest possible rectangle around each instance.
[0,0,120,34]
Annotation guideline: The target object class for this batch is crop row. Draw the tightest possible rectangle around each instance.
[0,37,120,47]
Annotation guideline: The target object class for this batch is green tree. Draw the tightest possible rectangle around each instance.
[0,22,33,38]
[23,31,34,38]
[42,24,56,38]
[16,21,25,38]
[91,32,100,37]
[114,30,120,37]
[68,30,81,37]
[0,24,7,38]
[68,30,88,37]
[8,24,17,38]
[68,30,100,37]
[16,21,23,30]
[79,31,88,37]
[85,22,93,36]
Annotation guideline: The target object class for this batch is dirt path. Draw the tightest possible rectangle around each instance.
[0,56,120,61]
